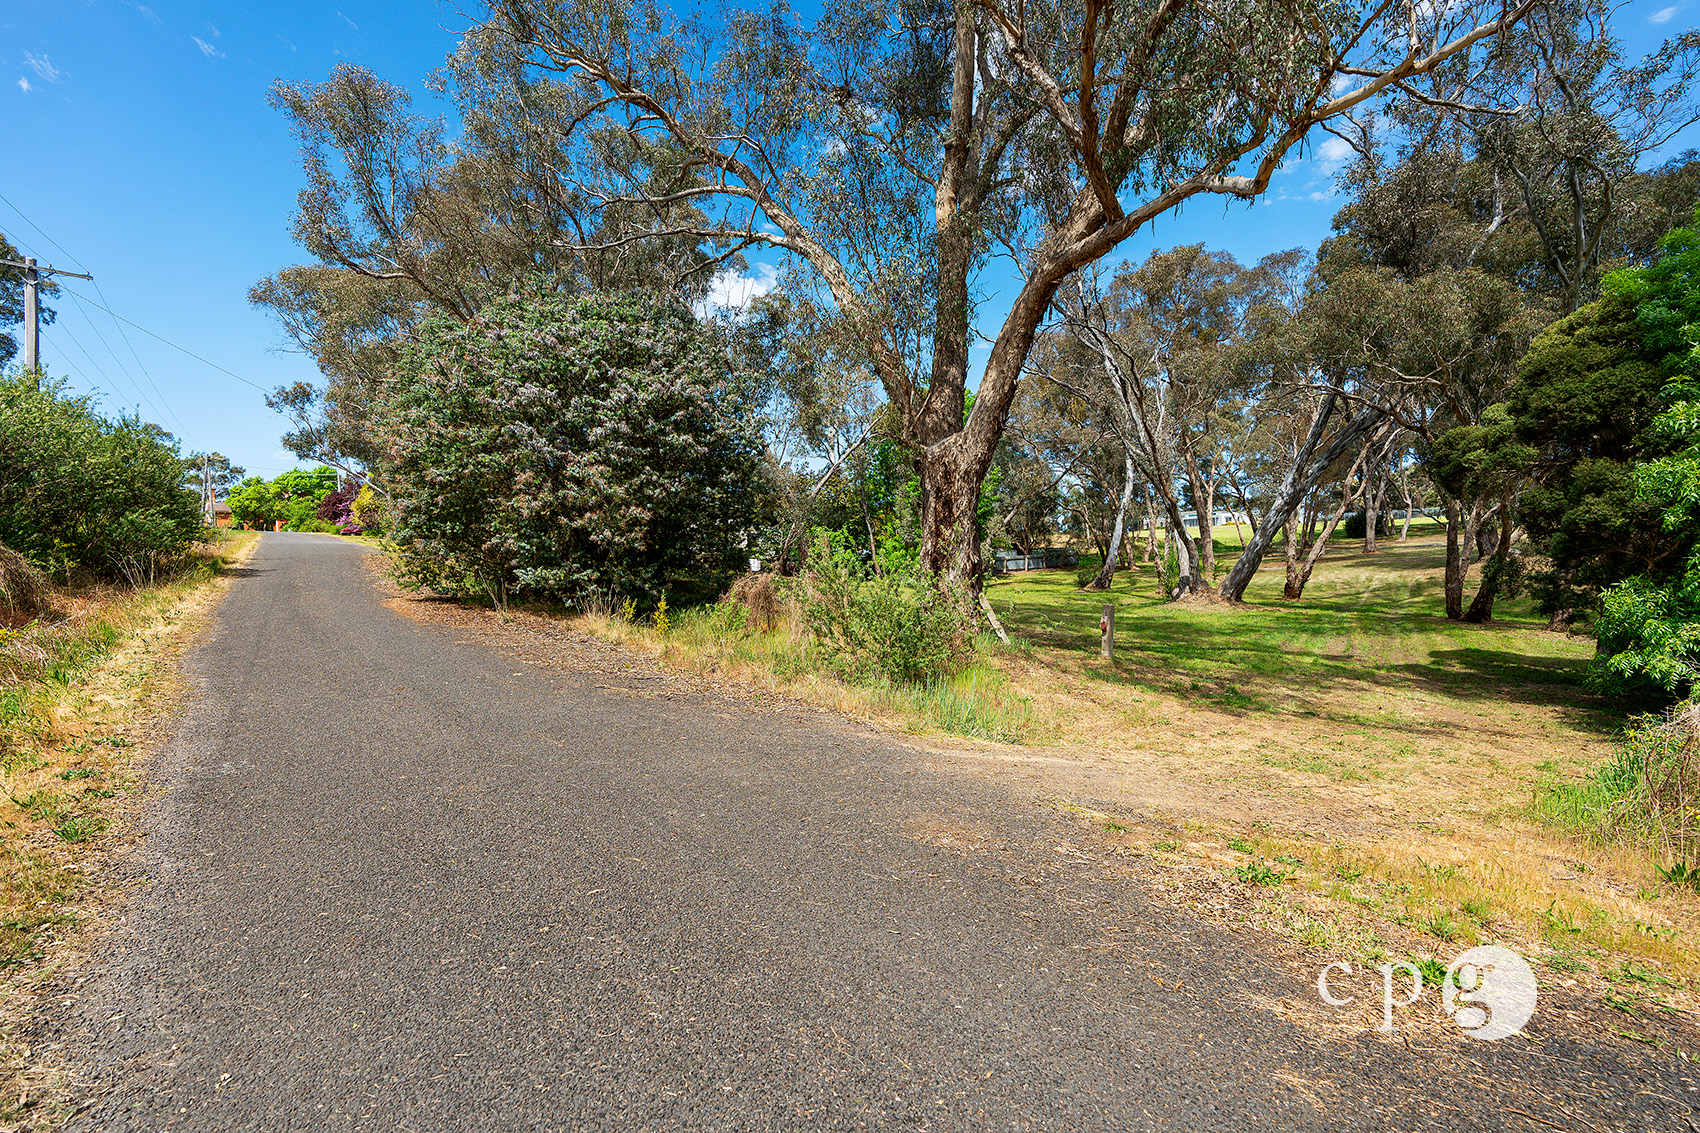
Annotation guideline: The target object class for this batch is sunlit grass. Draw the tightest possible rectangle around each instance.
[0,529,259,966]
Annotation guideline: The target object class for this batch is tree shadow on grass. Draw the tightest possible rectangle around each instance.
[999,601,1620,740]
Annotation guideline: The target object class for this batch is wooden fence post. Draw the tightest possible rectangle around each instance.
[1099,603,1114,660]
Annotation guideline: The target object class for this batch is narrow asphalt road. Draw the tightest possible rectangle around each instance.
[52,534,1696,1130]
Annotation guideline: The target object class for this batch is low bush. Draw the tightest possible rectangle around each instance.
[802,529,976,685]
[1535,702,1700,868]
[0,542,53,624]
[723,572,804,634]
[0,374,202,582]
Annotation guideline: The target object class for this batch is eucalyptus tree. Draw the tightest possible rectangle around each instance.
[1211,253,1395,602]
[1058,246,1251,596]
[475,0,1537,592]
[253,63,718,469]
[1331,5,1700,314]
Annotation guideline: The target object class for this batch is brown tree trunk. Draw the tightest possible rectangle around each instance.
[918,441,987,592]
[1463,497,1516,623]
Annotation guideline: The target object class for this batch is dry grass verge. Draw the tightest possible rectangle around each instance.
[0,530,258,1127]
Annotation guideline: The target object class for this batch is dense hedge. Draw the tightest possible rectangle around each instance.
[0,375,201,581]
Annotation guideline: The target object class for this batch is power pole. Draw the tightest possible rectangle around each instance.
[201,454,215,526]
[1,256,93,385]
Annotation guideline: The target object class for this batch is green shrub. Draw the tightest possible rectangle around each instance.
[802,529,975,685]
[0,375,201,581]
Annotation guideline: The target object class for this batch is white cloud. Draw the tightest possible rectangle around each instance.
[16,77,31,94]
[1651,5,1679,23]
[337,10,359,29]
[701,263,780,315]
[1316,135,1353,175]
[23,52,60,84]
[123,1,160,24]
[192,36,224,58]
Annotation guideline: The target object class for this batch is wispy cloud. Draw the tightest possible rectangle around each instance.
[191,36,224,58]
[16,77,32,94]
[337,10,359,30]
[23,52,60,84]
[123,1,161,24]
[1651,5,1679,24]
[277,35,297,52]
[1315,135,1353,175]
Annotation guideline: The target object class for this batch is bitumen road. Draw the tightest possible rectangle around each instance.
[51,534,1697,1130]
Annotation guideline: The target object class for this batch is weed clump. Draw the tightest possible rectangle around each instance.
[802,530,975,685]
[0,542,53,624]
[1536,702,1700,873]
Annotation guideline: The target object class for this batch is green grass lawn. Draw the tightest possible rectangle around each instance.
[988,531,1604,736]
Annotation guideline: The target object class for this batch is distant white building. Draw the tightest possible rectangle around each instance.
[1144,509,1250,530]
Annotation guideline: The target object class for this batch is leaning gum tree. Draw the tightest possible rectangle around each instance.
[480,0,1537,591]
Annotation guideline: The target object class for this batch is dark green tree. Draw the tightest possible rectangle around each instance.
[1511,292,1686,625]
[379,288,763,607]
[0,374,200,580]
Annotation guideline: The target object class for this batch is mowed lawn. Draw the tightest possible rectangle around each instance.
[985,527,1611,762]
[975,530,1700,989]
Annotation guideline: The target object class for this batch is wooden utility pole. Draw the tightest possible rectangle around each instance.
[1,256,93,384]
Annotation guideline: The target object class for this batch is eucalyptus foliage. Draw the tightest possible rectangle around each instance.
[380,289,762,606]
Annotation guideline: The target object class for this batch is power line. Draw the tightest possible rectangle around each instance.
[0,191,86,271]
[0,201,199,437]
[57,285,272,394]
[93,277,181,432]
[60,287,178,430]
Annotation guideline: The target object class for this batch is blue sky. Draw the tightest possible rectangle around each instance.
[3,1,1695,480]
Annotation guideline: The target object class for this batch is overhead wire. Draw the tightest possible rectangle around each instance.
[0,194,203,441]
[60,288,179,430]
[57,285,272,395]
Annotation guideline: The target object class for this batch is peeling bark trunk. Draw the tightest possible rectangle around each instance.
[1089,450,1138,589]
[1217,398,1386,602]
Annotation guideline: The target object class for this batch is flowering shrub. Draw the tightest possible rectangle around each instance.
[379,288,762,608]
